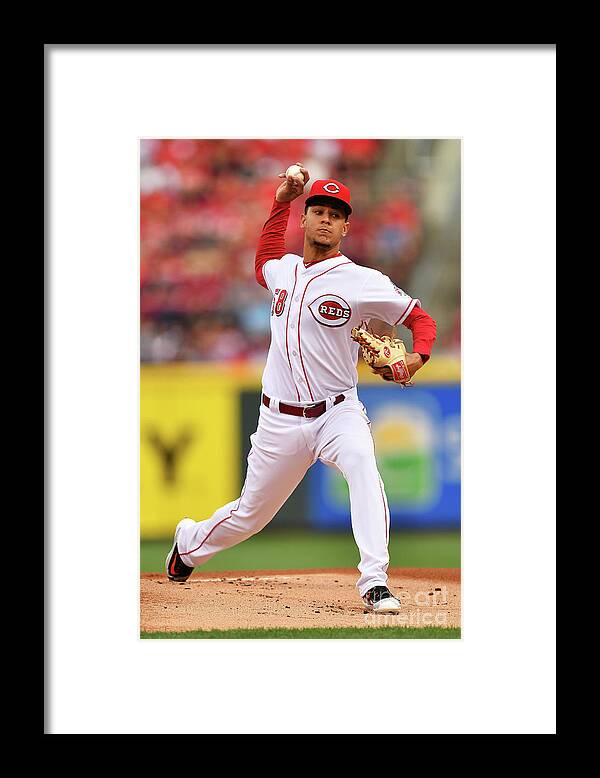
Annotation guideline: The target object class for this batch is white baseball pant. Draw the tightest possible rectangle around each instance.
[176,391,391,596]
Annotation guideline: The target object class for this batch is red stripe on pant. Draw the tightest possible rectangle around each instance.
[378,477,389,544]
[180,483,249,558]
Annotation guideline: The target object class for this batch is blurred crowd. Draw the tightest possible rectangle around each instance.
[141,139,429,364]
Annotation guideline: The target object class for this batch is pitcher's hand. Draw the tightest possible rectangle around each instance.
[275,163,310,203]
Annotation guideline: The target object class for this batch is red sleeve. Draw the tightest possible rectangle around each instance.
[255,198,291,289]
[403,305,437,362]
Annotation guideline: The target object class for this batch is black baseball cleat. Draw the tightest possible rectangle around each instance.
[165,518,195,582]
[362,585,402,613]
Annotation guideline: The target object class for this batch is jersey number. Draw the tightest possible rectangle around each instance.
[272,289,288,317]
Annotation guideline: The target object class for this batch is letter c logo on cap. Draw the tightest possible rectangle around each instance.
[323,182,340,194]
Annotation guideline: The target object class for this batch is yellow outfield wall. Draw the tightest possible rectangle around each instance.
[140,366,241,539]
[140,356,460,538]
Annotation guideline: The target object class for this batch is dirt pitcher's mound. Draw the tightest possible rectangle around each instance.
[140,568,460,633]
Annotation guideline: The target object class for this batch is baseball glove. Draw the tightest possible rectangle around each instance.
[351,326,413,385]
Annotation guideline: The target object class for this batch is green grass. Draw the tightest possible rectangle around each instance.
[141,626,461,639]
[140,529,460,573]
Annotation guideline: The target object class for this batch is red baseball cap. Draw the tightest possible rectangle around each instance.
[305,179,352,217]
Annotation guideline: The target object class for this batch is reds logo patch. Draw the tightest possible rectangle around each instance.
[392,283,409,298]
[323,182,340,194]
[308,294,352,328]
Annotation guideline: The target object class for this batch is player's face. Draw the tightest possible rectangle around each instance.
[301,204,349,249]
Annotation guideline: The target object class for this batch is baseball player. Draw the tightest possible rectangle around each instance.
[166,164,437,612]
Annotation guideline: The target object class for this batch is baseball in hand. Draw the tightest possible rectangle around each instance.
[286,164,304,183]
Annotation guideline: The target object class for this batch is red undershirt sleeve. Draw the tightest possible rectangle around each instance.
[255,198,291,289]
[402,305,437,362]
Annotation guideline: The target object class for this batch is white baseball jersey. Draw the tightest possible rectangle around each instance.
[261,252,421,404]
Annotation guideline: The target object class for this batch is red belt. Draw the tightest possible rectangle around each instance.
[262,393,345,418]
